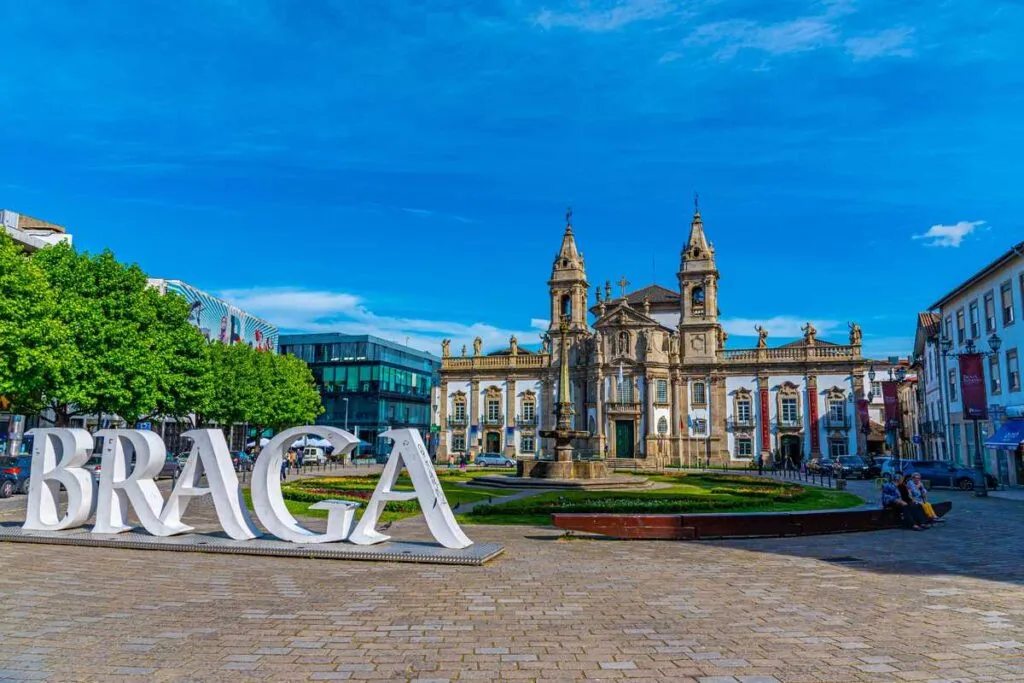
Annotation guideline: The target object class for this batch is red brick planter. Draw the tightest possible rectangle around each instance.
[551,501,952,540]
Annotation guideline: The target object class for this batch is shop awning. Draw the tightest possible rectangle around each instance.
[985,419,1024,449]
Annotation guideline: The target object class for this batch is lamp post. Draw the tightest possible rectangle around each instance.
[887,365,909,479]
[342,397,349,432]
[940,331,1002,497]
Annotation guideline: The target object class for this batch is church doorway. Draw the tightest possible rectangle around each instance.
[615,420,635,458]
[780,435,802,467]
[485,432,501,454]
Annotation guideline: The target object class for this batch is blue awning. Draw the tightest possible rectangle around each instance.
[985,419,1024,449]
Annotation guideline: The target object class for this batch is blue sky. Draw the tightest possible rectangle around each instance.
[3,0,1021,359]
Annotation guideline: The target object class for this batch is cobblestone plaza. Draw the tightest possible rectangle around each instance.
[1,484,1023,682]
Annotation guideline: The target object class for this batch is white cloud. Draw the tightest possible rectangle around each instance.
[219,287,542,355]
[534,0,674,33]
[530,318,550,330]
[912,220,985,248]
[687,16,837,59]
[845,27,914,60]
[720,316,843,339]
[684,1,912,63]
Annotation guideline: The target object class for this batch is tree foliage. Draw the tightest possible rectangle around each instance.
[3,238,322,436]
[0,232,65,412]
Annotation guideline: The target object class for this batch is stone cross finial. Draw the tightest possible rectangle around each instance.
[617,276,630,298]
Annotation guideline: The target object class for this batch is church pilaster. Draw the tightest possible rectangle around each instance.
[469,379,480,459]
[437,381,449,462]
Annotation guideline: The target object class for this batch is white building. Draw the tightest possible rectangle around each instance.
[436,208,879,467]
[923,240,1024,486]
[1,209,72,252]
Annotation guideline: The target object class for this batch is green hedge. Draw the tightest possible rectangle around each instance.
[468,495,767,516]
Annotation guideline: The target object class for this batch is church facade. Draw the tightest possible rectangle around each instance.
[435,209,874,467]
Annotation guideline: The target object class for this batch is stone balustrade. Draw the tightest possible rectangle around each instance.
[442,354,550,371]
[720,344,860,363]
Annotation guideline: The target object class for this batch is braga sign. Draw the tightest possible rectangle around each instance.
[22,426,472,550]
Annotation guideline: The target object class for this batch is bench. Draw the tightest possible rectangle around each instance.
[551,501,953,540]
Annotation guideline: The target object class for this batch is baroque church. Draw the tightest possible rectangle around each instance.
[435,207,874,467]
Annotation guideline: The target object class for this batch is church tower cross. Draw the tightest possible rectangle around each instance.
[617,276,630,298]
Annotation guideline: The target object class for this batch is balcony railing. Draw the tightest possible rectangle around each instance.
[447,416,468,427]
[606,402,642,413]
[482,415,504,427]
[824,415,850,429]
[516,415,538,427]
[777,418,803,430]
[730,417,754,429]
[442,354,549,371]
[720,344,860,363]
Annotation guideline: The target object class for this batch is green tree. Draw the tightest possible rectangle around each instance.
[238,347,323,448]
[0,232,65,413]
[31,244,208,426]
[202,341,261,429]
[137,288,212,425]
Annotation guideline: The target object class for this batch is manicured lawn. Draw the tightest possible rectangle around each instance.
[460,473,863,526]
[253,471,519,524]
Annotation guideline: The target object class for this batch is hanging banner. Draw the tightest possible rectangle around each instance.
[856,398,870,432]
[759,389,770,452]
[958,353,988,420]
[881,381,899,429]
[807,381,820,454]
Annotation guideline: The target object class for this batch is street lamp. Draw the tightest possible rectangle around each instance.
[940,331,1001,497]
[342,397,349,432]
[887,365,910,479]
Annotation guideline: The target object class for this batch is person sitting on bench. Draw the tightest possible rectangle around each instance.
[881,476,929,531]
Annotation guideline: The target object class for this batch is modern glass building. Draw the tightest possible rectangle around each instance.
[279,334,440,456]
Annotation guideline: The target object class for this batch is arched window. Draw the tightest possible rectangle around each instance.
[657,417,668,435]
[560,294,571,318]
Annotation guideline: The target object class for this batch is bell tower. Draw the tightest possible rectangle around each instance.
[677,197,722,363]
[548,207,589,335]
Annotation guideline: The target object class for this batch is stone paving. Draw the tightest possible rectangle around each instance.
[1,481,1023,682]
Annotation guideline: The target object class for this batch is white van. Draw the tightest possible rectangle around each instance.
[302,447,327,465]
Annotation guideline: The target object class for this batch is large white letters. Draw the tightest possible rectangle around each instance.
[160,429,259,540]
[350,429,472,549]
[250,426,358,543]
[92,429,189,536]
[23,428,95,531]
[18,425,474,549]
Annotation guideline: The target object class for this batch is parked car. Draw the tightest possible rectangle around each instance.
[160,454,182,479]
[302,447,327,465]
[829,455,871,479]
[0,455,33,497]
[864,455,888,479]
[475,453,515,467]
[901,460,998,490]
[83,455,103,483]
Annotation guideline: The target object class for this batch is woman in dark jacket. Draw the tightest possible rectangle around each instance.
[896,474,932,527]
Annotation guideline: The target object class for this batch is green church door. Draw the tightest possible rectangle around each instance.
[615,420,635,459]
[485,432,501,454]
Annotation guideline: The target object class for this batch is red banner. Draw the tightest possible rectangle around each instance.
[759,389,770,452]
[882,381,899,429]
[958,353,988,420]
[856,399,870,432]
[807,383,820,454]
